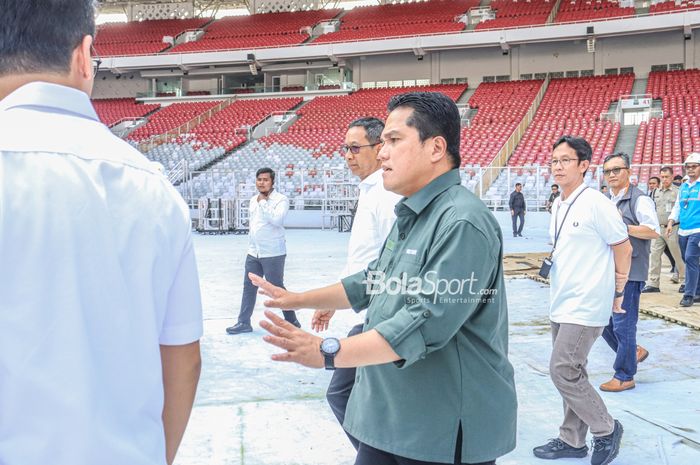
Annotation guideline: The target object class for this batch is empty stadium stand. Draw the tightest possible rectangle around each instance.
[632,69,700,181]
[312,0,477,43]
[475,0,556,30]
[169,9,341,53]
[555,0,635,23]
[94,18,209,56]
[92,98,160,127]
[650,0,700,13]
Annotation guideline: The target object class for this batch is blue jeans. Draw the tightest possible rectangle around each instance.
[678,233,700,297]
[602,280,644,382]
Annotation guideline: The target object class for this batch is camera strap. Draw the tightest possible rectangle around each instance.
[551,186,588,258]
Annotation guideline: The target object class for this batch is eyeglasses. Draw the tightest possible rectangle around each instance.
[91,46,102,77]
[548,158,576,167]
[341,142,381,154]
[603,167,628,176]
[685,164,700,170]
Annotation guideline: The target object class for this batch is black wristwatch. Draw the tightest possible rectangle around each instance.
[320,337,341,370]
[614,290,624,298]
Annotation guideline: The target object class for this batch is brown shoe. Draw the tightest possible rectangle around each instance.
[600,378,636,392]
[636,345,649,364]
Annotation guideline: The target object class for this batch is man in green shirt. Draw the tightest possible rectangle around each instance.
[252,92,516,465]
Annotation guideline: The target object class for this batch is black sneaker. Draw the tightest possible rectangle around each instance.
[641,285,660,293]
[680,295,694,307]
[533,438,588,460]
[679,284,686,293]
[591,420,623,465]
[226,322,253,335]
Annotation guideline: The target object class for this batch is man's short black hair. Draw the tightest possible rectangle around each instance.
[552,135,592,163]
[515,183,522,187]
[348,117,384,145]
[674,175,683,181]
[256,167,275,182]
[387,92,461,169]
[603,152,631,168]
[660,166,674,175]
[552,184,559,189]
[0,0,96,76]
[649,176,661,185]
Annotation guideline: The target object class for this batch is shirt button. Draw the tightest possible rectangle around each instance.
[423,310,431,318]
[399,233,406,240]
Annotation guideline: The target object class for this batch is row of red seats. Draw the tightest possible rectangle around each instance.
[556,0,635,23]
[128,101,221,141]
[650,0,700,13]
[509,74,634,166]
[92,98,160,127]
[260,84,468,158]
[476,0,556,30]
[95,18,208,56]
[632,69,700,168]
[314,0,476,43]
[461,80,544,166]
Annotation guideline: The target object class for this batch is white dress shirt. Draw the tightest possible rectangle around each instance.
[609,186,661,235]
[0,82,203,465]
[549,184,629,327]
[342,169,402,277]
[247,189,289,258]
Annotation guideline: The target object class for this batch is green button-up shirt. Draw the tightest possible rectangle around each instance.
[341,169,517,463]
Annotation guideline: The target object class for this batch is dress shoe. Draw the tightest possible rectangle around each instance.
[679,295,694,307]
[288,319,302,328]
[679,284,686,293]
[599,378,635,392]
[226,322,253,335]
[591,420,623,465]
[641,285,660,293]
[636,345,649,364]
[533,438,588,459]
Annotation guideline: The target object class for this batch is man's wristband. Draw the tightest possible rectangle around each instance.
[614,290,624,298]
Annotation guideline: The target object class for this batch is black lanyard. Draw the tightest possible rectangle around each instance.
[552,187,588,254]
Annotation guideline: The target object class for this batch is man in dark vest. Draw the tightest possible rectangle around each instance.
[601,152,660,391]
[509,182,526,237]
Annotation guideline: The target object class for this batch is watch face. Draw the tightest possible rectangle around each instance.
[321,338,340,354]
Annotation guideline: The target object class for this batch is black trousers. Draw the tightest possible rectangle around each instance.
[355,426,496,465]
[511,210,525,235]
[326,323,364,450]
[237,254,298,325]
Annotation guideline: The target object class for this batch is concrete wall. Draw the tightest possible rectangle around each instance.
[92,73,149,98]
[350,53,432,85]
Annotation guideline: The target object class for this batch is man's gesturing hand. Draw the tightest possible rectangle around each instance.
[260,310,324,368]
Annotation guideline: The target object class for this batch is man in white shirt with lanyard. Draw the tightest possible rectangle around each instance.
[666,152,700,307]
[311,117,401,449]
[0,2,203,464]
[600,152,659,393]
[534,136,631,465]
[227,167,299,334]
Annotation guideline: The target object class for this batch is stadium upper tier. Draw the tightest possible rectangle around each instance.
[632,69,700,181]
[91,0,699,56]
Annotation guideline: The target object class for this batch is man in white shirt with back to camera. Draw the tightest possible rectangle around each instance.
[227,167,300,334]
[311,117,401,450]
[534,136,631,465]
[0,2,203,465]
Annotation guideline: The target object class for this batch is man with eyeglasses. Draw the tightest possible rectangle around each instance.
[600,152,658,393]
[667,152,700,307]
[645,166,684,293]
[312,117,401,450]
[534,136,630,465]
[0,2,203,465]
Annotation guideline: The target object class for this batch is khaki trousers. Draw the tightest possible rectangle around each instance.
[647,225,684,287]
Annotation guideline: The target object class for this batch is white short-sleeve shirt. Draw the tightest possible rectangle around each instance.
[0,82,203,465]
[549,183,629,327]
